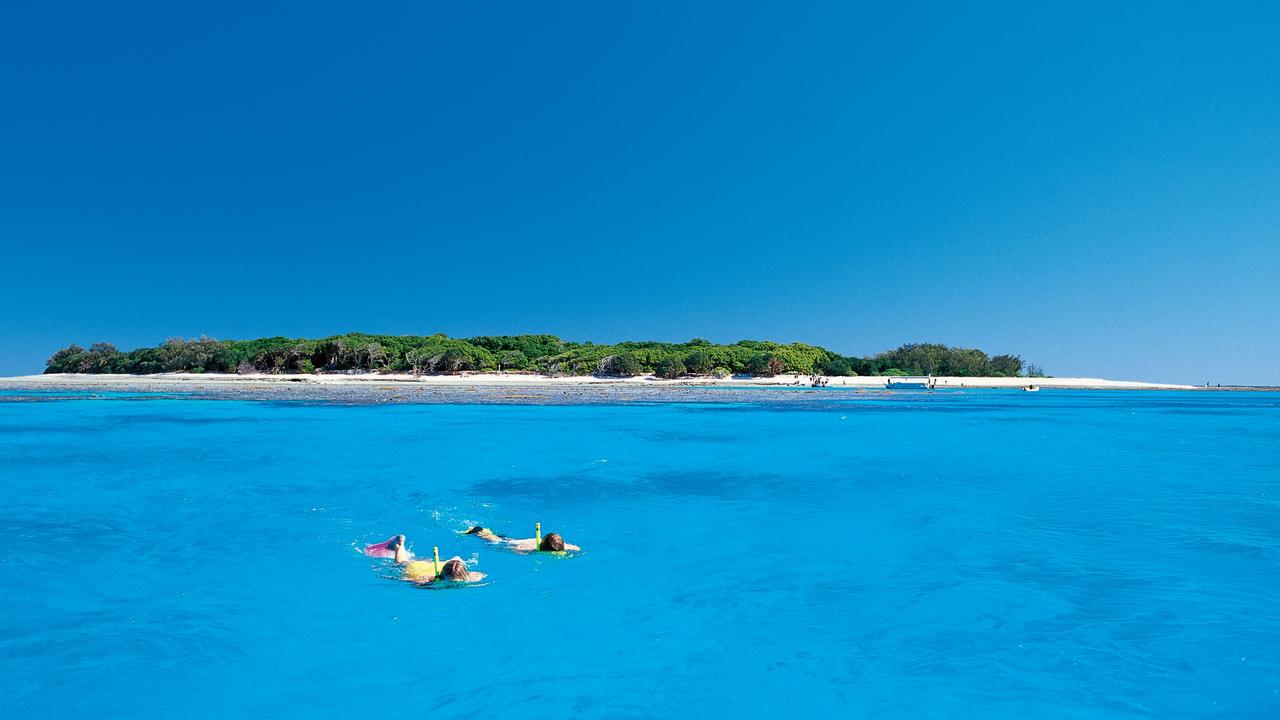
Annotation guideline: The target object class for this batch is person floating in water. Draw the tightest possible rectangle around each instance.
[368,535,485,584]
[464,525,581,553]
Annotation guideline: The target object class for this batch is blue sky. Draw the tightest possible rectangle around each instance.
[2,2,1277,383]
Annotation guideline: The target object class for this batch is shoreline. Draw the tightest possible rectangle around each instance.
[1,372,1201,391]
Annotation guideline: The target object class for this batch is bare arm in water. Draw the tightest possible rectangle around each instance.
[390,535,412,564]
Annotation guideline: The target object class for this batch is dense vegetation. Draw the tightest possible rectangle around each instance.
[44,335,1043,378]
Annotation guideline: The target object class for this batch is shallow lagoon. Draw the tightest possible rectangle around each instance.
[1,390,1277,718]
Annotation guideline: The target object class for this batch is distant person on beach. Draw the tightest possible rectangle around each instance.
[380,535,486,584]
[465,526,581,552]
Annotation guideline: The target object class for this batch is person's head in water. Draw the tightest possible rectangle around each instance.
[387,534,405,551]
[439,558,469,581]
[539,533,565,552]
[465,526,486,535]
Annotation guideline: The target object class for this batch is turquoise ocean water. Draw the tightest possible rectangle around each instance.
[1,389,1277,718]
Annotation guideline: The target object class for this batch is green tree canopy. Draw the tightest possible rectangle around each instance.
[654,356,686,379]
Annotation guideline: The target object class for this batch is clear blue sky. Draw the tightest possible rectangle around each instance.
[2,2,1277,384]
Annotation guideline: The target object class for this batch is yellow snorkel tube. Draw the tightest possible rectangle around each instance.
[433,546,441,577]
[535,522,541,550]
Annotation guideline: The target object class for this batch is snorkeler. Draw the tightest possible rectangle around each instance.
[464,525,581,553]
[370,535,485,584]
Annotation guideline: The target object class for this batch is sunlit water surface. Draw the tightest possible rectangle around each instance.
[1,390,1277,718]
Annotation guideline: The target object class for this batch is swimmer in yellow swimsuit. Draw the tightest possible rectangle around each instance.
[389,535,486,584]
[464,526,581,553]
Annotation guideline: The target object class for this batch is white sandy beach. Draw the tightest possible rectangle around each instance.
[0,372,1197,390]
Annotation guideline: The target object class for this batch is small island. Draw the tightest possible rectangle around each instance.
[4,334,1195,391]
[41,334,1037,379]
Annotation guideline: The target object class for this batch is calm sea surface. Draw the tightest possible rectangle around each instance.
[1,389,1277,718]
